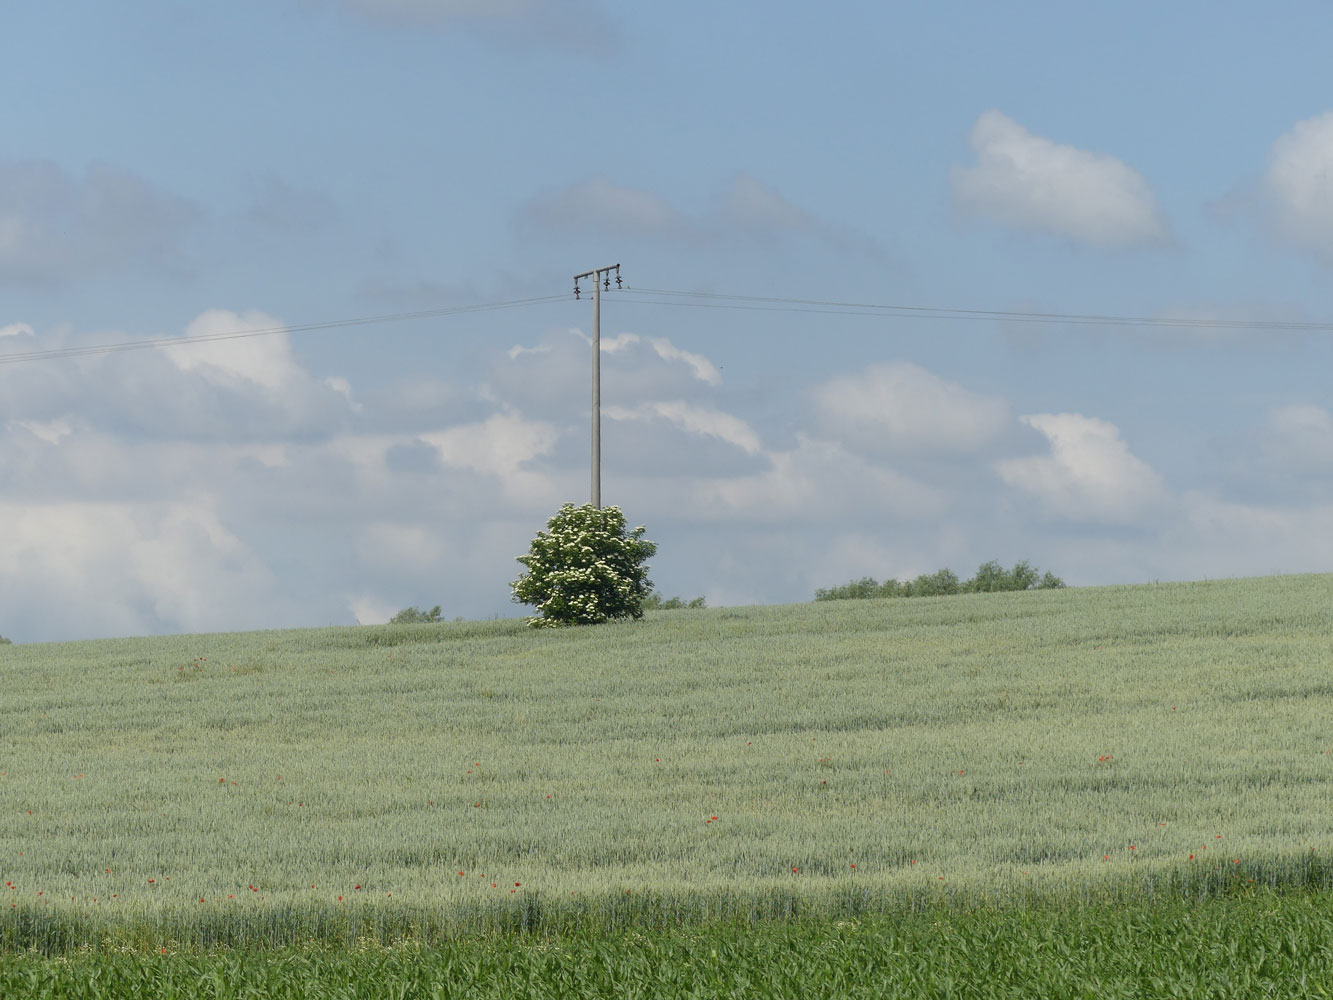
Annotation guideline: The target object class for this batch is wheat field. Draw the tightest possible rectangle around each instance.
[3,574,1333,947]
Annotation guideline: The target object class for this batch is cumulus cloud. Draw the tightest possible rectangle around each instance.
[0,498,283,640]
[167,310,305,391]
[995,413,1167,522]
[491,329,723,421]
[1226,404,1333,501]
[599,333,721,386]
[689,436,947,524]
[1262,111,1333,255]
[605,401,761,455]
[811,361,1009,456]
[0,159,201,287]
[951,110,1170,249]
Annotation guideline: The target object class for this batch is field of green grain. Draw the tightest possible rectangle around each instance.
[3,574,1333,952]
[7,893,1333,998]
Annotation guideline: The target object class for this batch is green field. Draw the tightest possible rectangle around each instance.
[4,574,1333,955]
[6,894,1333,998]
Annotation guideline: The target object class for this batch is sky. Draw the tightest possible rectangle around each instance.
[4,1,1333,642]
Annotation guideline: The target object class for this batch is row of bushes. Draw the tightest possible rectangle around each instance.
[815,560,1065,601]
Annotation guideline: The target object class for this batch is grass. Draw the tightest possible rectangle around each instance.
[5,891,1333,998]
[3,573,1333,953]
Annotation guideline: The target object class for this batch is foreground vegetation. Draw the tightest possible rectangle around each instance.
[3,574,1333,954]
[5,891,1333,998]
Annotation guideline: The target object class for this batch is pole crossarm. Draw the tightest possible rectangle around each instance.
[573,266,623,282]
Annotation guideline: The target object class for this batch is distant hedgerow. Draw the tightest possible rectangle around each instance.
[642,591,706,611]
[389,605,442,624]
[815,560,1065,601]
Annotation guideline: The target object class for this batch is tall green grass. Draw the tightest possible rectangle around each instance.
[6,891,1333,998]
[3,574,1333,949]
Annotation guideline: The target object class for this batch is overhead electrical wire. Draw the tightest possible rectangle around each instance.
[2,284,1329,370]
[0,294,568,367]
[616,287,1333,334]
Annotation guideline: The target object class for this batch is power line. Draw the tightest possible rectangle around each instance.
[4,283,1328,371]
[0,294,568,367]
[617,287,1333,334]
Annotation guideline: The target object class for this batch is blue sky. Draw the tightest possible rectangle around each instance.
[3,1,1333,641]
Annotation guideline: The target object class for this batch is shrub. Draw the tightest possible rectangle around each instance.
[512,503,657,628]
[643,591,706,610]
[388,605,442,624]
[815,561,1065,601]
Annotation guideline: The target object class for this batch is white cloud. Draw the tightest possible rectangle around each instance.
[1258,403,1333,470]
[167,310,301,391]
[506,343,552,360]
[995,413,1166,522]
[357,521,447,572]
[600,333,721,385]
[606,401,761,454]
[0,498,281,640]
[1263,111,1333,254]
[10,418,73,446]
[811,361,1009,456]
[691,436,947,523]
[1163,493,1333,578]
[951,110,1170,249]
[347,594,399,627]
[1,322,34,338]
[419,411,557,477]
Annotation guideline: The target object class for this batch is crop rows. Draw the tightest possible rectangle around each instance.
[3,574,1333,948]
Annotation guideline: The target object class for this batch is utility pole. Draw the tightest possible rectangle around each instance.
[573,263,621,508]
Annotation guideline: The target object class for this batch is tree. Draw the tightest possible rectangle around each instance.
[389,605,442,624]
[643,590,706,610]
[908,568,961,597]
[512,503,657,627]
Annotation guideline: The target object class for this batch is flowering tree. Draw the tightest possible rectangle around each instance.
[511,503,657,627]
